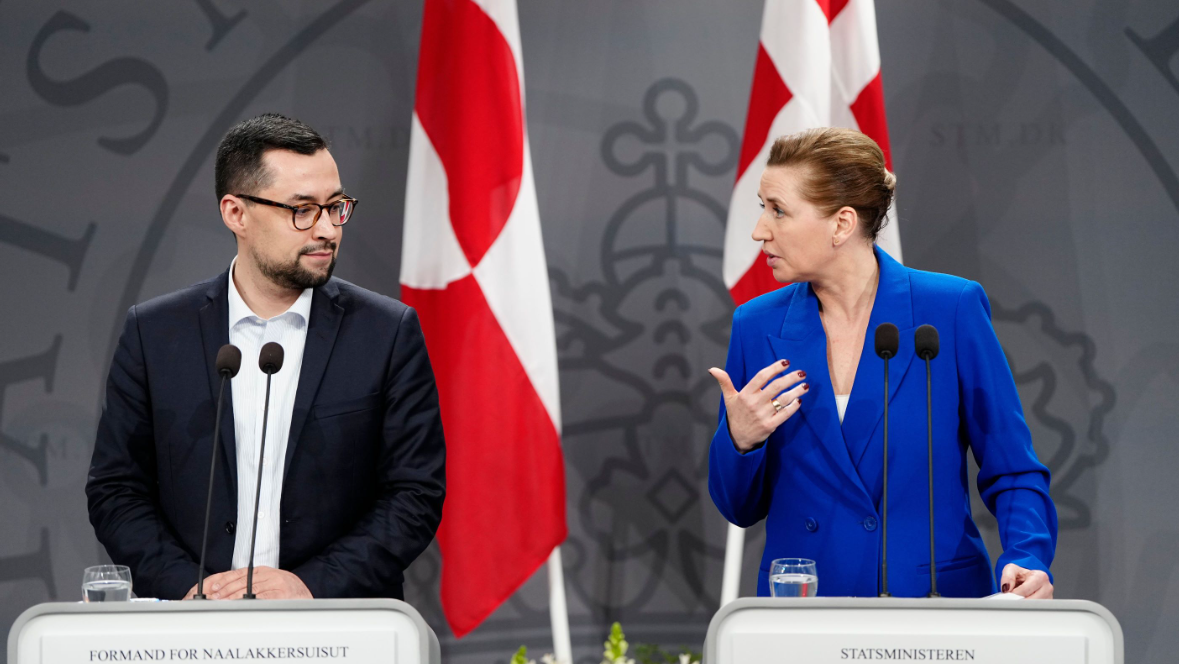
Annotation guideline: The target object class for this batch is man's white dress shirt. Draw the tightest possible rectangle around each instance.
[227,259,312,570]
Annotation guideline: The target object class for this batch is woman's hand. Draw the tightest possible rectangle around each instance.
[999,564,1053,599]
[709,360,808,452]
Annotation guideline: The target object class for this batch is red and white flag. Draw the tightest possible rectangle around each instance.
[723,0,901,306]
[719,0,901,605]
[400,0,567,638]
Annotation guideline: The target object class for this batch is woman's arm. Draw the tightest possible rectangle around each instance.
[707,307,805,527]
[955,281,1058,594]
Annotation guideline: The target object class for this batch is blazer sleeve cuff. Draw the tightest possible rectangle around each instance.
[708,413,769,527]
[995,553,1054,585]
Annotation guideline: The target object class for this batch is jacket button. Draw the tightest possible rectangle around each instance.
[805,517,818,532]
[225,521,236,535]
[862,516,878,531]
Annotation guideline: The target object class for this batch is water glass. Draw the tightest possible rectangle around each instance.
[82,565,132,602]
[769,558,818,597]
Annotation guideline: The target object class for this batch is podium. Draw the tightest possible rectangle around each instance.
[704,597,1123,663]
[7,598,440,664]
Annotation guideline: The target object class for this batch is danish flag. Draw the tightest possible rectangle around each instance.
[719,0,902,604]
[723,0,902,306]
[400,0,567,637]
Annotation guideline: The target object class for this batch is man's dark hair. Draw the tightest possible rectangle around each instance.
[214,113,328,200]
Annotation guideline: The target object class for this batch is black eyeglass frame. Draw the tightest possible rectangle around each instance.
[235,193,358,230]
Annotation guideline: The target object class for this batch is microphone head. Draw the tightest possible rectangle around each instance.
[215,344,242,378]
[915,324,940,360]
[258,342,285,375]
[874,323,899,359]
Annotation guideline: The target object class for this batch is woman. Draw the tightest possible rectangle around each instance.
[707,127,1056,599]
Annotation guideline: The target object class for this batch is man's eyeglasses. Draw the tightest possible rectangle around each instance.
[236,194,358,230]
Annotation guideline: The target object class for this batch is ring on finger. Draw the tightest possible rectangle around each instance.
[771,399,784,412]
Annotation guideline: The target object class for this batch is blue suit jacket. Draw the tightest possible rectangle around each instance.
[86,271,446,600]
[709,247,1057,598]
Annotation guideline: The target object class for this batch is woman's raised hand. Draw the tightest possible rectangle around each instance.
[708,360,808,452]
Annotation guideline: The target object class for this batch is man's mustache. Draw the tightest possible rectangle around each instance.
[299,242,337,256]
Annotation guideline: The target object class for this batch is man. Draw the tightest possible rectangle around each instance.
[86,113,445,600]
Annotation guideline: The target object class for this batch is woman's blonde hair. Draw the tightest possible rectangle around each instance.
[766,127,895,241]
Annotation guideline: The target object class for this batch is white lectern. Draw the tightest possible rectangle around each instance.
[704,598,1122,664]
[8,598,440,664]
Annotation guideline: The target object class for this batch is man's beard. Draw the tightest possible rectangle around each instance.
[253,243,337,290]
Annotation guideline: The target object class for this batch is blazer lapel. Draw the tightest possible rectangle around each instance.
[767,286,869,502]
[197,270,237,493]
[282,279,344,485]
[842,246,918,470]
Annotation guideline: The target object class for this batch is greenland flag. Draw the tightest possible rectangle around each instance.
[723,0,902,306]
[400,0,567,637]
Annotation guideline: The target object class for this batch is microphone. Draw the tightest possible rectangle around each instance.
[915,324,941,597]
[194,344,241,600]
[243,342,284,600]
[874,323,898,597]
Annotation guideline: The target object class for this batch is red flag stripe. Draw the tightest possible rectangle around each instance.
[403,277,567,637]
[735,44,794,182]
[729,256,782,307]
[415,0,524,268]
[815,0,851,23]
[849,71,892,170]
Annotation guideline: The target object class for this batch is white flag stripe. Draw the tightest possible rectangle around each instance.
[829,0,882,104]
[828,102,860,136]
[722,100,824,288]
[400,115,473,290]
[874,207,902,261]
[723,163,765,288]
[760,0,832,124]
[472,144,562,431]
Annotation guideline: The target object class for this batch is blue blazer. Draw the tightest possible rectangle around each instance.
[709,247,1057,598]
[86,271,446,600]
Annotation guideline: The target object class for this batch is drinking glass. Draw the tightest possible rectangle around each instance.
[82,565,132,602]
[769,558,818,597]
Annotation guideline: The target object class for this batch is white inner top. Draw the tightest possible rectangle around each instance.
[227,258,313,570]
[835,394,850,424]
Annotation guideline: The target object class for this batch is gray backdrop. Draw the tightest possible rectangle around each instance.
[0,1,1175,662]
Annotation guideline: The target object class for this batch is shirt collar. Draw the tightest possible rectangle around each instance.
[228,257,314,327]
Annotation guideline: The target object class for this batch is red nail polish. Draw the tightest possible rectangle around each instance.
[1001,583,1009,593]
[781,360,789,367]
[802,384,809,391]
[798,371,807,379]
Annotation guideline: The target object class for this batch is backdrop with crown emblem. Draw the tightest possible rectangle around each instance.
[0,1,1175,662]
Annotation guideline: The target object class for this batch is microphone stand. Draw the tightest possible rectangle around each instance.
[243,372,274,600]
[924,354,940,597]
[880,353,891,597]
[193,371,230,600]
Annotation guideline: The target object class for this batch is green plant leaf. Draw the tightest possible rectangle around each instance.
[603,622,630,662]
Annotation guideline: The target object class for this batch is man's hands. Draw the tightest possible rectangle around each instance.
[184,567,312,600]
[999,564,1053,599]
[709,360,808,452]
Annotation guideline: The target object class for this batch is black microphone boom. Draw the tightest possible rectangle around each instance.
[194,344,241,600]
[915,324,941,597]
[873,323,898,597]
[244,342,284,600]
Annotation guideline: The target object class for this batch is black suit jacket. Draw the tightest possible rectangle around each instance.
[86,270,446,600]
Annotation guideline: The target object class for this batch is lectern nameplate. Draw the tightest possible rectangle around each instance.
[705,598,1121,664]
[8,599,440,664]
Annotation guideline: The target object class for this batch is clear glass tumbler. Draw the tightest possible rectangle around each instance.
[82,565,132,602]
[769,558,818,597]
